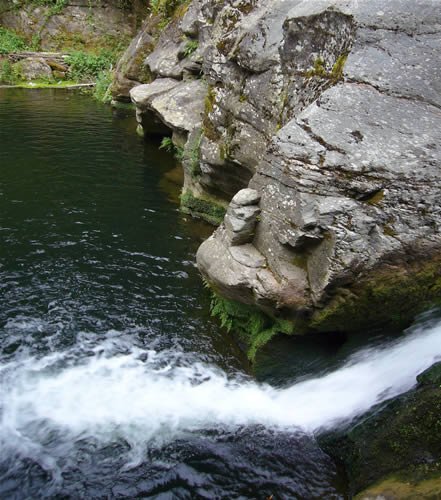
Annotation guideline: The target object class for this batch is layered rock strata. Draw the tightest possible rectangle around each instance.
[126,0,441,334]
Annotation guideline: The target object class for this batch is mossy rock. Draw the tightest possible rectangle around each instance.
[355,475,441,499]
[320,377,441,496]
[180,190,226,226]
[311,256,441,335]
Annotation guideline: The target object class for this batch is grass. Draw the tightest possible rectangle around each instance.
[182,39,198,57]
[0,79,86,88]
[92,69,112,103]
[65,50,115,81]
[0,27,29,55]
[0,60,19,84]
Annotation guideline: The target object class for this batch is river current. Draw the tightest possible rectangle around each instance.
[1,89,441,499]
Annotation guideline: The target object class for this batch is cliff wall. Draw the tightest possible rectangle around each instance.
[122,0,441,341]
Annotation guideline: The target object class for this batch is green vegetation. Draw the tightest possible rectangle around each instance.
[180,191,226,226]
[323,362,441,496]
[182,128,202,177]
[182,39,198,58]
[210,293,294,362]
[0,27,29,54]
[65,50,115,81]
[150,0,189,17]
[305,53,348,83]
[0,60,19,84]
[64,49,123,102]
[159,137,184,160]
[92,69,112,103]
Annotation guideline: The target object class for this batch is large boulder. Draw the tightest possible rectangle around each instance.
[13,57,53,80]
[196,0,441,336]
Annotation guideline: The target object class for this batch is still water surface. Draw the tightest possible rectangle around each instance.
[1,89,441,499]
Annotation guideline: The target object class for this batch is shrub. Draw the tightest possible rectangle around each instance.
[0,60,19,84]
[66,50,115,81]
[182,39,198,57]
[159,136,184,160]
[0,28,28,55]
[93,69,112,103]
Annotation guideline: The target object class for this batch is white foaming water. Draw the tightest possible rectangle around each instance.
[1,316,441,456]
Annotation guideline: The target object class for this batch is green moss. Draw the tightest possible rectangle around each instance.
[210,293,295,362]
[305,53,348,83]
[383,224,397,237]
[204,85,216,114]
[323,375,441,495]
[182,128,202,177]
[180,191,226,226]
[150,0,190,29]
[311,257,441,334]
[330,54,348,82]
[1,80,86,88]
[355,474,441,500]
[305,57,327,78]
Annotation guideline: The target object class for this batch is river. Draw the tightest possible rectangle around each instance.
[1,88,441,499]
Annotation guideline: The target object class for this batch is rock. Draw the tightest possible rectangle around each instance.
[194,0,441,337]
[0,0,142,52]
[111,17,157,102]
[14,57,53,80]
[231,188,261,207]
[131,78,207,135]
[321,359,441,496]
[225,203,260,246]
[130,78,181,109]
[52,70,66,80]
[123,0,441,347]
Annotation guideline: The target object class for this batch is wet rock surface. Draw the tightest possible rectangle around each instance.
[321,359,441,497]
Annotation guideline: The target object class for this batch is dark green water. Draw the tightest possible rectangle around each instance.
[0,89,345,499]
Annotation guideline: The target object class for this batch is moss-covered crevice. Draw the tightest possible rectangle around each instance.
[304,54,348,83]
[311,255,441,334]
[180,190,226,226]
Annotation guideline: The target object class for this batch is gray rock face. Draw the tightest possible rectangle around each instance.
[196,0,441,331]
[130,78,206,133]
[111,18,156,102]
[127,0,441,333]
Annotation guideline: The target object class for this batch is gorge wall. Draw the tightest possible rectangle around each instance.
[118,0,441,345]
